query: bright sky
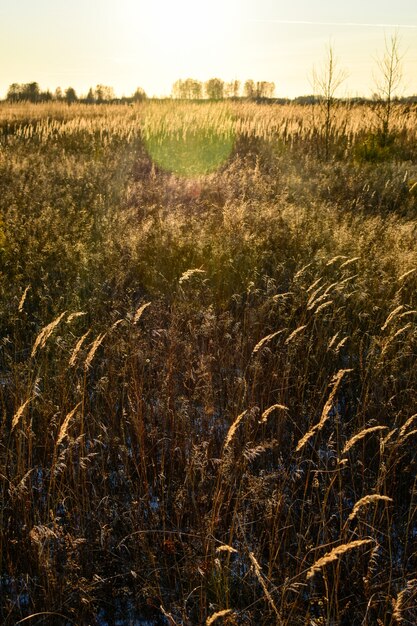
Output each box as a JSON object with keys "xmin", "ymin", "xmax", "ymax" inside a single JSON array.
[{"xmin": 1, "ymin": 0, "xmax": 416, "ymax": 98}]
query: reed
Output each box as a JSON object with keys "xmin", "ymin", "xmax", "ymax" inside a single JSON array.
[
  {"xmin": 306, "ymin": 539, "xmax": 374, "ymax": 580},
  {"xmin": 1, "ymin": 98, "xmax": 417, "ymax": 625},
  {"xmin": 347, "ymin": 494, "xmax": 393, "ymax": 523}
]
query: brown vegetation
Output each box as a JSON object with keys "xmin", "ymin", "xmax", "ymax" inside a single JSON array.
[{"xmin": 1, "ymin": 100, "xmax": 417, "ymax": 624}]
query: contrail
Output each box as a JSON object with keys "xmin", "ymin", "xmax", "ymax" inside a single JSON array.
[{"xmin": 249, "ymin": 19, "xmax": 417, "ymax": 29}]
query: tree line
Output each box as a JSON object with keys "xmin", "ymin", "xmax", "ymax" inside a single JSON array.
[
  {"xmin": 5, "ymin": 82, "xmax": 147, "ymax": 104},
  {"xmin": 171, "ymin": 78, "xmax": 275, "ymax": 100},
  {"xmin": 4, "ymin": 78, "xmax": 276, "ymax": 104}
]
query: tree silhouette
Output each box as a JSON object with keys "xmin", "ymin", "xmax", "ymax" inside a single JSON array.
[
  {"xmin": 172, "ymin": 79, "xmax": 202, "ymax": 99},
  {"xmin": 255, "ymin": 81, "xmax": 275, "ymax": 99},
  {"xmin": 65, "ymin": 87, "xmax": 78, "ymax": 104},
  {"xmin": 225, "ymin": 80, "xmax": 241, "ymax": 98},
  {"xmin": 6, "ymin": 84, "xmax": 22, "ymax": 101},
  {"xmin": 205, "ymin": 78, "xmax": 224, "ymax": 100},
  {"xmin": 85, "ymin": 88, "xmax": 95, "ymax": 103},
  {"xmin": 244, "ymin": 80, "xmax": 256, "ymax": 99},
  {"xmin": 132, "ymin": 87, "xmax": 147, "ymax": 102},
  {"xmin": 312, "ymin": 44, "xmax": 347, "ymax": 159},
  {"xmin": 373, "ymin": 33, "xmax": 403, "ymax": 144},
  {"xmin": 6, "ymin": 82, "xmax": 40, "ymax": 102},
  {"xmin": 94, "ymin": 85, "xmax": 115, "ymax": 103},
  {"xmin": 27, "ymin": 82, "xmax": 40, "ymax": 102}
]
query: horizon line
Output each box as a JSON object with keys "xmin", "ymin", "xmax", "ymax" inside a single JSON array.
[{"xmin": 249, "ymin": 19, "xmax": 417, "ymax": 29}]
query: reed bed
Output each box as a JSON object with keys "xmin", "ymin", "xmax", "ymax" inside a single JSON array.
[
  {"xmin": 1, "ymin": 100, "xmax": 417, "ymax": 152},
  {"xmin": 0, "ymin": 100, "xmax": 417, "ymax": 624}
]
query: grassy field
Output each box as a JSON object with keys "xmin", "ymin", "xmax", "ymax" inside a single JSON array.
[{"xmin": 1, "ymin": 100, "xmax": 417, "ymax": 625}]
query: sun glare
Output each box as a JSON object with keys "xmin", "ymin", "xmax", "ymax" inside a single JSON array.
[
  {"xmin": 142, "ymin": 0, "xmax": 235, "ymax": 42},
  {"xmin": 120, "ymin": 0, "xmax": 240, "ymax": 72}
]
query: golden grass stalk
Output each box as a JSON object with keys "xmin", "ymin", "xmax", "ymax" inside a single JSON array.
[
  {"xmin": 206, "ymin": 609, "xmax": 234, "ymax": 625},
  {"xmin": 393, "ymin": 578, "xmax": 417, "ymax": 624},
  {"xmin": 249, "ymin": 552, "xmax": 284, "ymax": 626},
  {"xmin": 84, "ymin": 332, "xmax": 107, "ymax": 369},
  {"xmin": 398, "ymin": 414, "xmax": 417, "ymax": 439},
  {"xmin": 347, "ymin": 494, "xmax": 392, "ymax": 522},
  {"xmin": 326, "ymin": 255, "xmax": 347, "ymax": 266},
  {"xmin": 392, "ymin": 323, "xmax": 412, "ymax": 340},
  {"xmin": 398, "ymin": 310, "xmax": 417, "ymax": 320},
  {"xmin": 381, "ymin": 323, "xmax": 412, "ymax": 358},
  {"xmin": 307, "ymin": 292, "xmax": 328, "ymax": 309},
  {"xmin": 381, "ymin": 305, "xmax": 405, "ymax": 331},
  {"xmin": 56, "ymin": 402, "xmax": 82, "ymax": 446},
  {"xmin": 338, "ymin": 274, "xmax": 358, "ymax": 287},
  {"xmin": 11, "ymin": 397, "xmax": 32, "ymax": 432},
  {"xmin": 272, "ymin": 292, "xmax": 293, "ymax": 301},
  {"xmin": 401, "ymin": 428, "xmax": 417, "ymax": 444},
  {"xmin": 296, "ymin": 369, "xmax": 352, "ymax": 453},
  {"xmin": 334, "ymin": 336, "xmax": 348, "ymax": 353},
  {"xmin": 18, "ymin": 285, "xmax": 30, "ymax": 313},
  {"xmin": 342, "ymin": 426, "xmax": 388, "ymax": 455},
  {"xmin": 328, "ymin": 331, "xmax": 340, "ymax": 349},
  {"xmin": 179, "ymin": 268, "xmax": 206, "ymax": 284},
  {"xmin": 285, "ymin": 324, "xmax": 307, "ymax": 345},
  {"xmin": 252, "ymin": 329, "xmax": 284, "ymax": 355},
  {"xmin": 31, "ymin": 311, "xmax": 67, "ymax": 357},
  {"xmin": 339, "ymin": 256, "xmax": 360, "ymax": 269},
  {"xmin": 132, "ymin": 301, "xmax": 151, "ymax": 324},
  {"xmin": 260, "ymin": 404, "xmax": 288, "ymax": 424},
  {"xmin": 381, "ymin": 428, "xmax": 398, "ymax": 448},
  {"xmin": 69, "ymin": 330, "xmax": 91, "ymax": 367},
  {"xmin": 314, "ymin": 300, "xmax": 333, "ymax": 315},
  {"xmin": 306, "ymin": 278, "xmax": 322, "ymax": 293},
  {"xmin": 66, "ymin": 312, "xmax": 86, "ymax": 323},
  {"xmin": 398, "ymin": 268, "xmax": 416, "ymax": 282},
  {"xmin": 307, "ymin": 286, "xmax": 327, "ymax": 308},
  {"xmin": 306, "ymin": 539, "xmax": 374, "ymax": 580},
  {"xmin": 224, "ymin": 410, "xmax": 247, "ymax": 448},
  {"xmin": 216, "ymin": 544, "xmax": 238, "ymax": 554},
  {"xmin": 293, "ymin": 262, "xmax": 312, "ymax": 280},
  {"xmin": 323, "ymin": 281, "xmax": 339, "ymax": 296}
]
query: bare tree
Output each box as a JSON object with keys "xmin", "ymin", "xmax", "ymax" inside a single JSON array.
[
  {"xmin": 256, "ymin": 81, "xmax": 275, "ymax": 99},
  {"xmin": 312, "ymin": 44, "xmax": 347, "ymax": 159},
  {"xmin": 373, "ymin": 33, "xmax": 403, "ymax": 144},
  {"xmin": 172, "ymin": 79, "xmax": 202, "ymax": 99},
  {"xmin": 224, "ymin": 80, "xmax": 241, "ymax": 99},
  {"xmin": 244, "ymin": 79, "xmax": 256, "ymax": 99},
  {"xmin": 95, "ymin": 85, "xmax": 115, "ymax": 103}
]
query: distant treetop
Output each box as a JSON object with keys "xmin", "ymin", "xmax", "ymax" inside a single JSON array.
[
  {"xmin": 5, "ymin": 83, "xmax": 147, "ymax": 104},
  {"xmin": 170, "ymin": 78, "xmax": 275, "ymax": 100}
]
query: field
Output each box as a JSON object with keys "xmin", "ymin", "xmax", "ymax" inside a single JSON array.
[{"xmin": 1, "ymin": 100, "xmax": 417, "ymax": 625}]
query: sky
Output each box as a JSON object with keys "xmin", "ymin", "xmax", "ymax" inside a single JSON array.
[{"xmin": 1, "ymin": 0, "xmax": 416, "ymax": 99}]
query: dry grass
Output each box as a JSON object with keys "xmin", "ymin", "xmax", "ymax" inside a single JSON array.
[
  {"xmin": 306, "ymin": 539, "xmax": 374, "ymax": 580},
  {"xmin": 347, "ymin": 494, "xmax": 393, "ymax": 523},
  {"xmin": 296, "ymin": 368, "xmax": 352, "ymax": 452},
  {"xmin": 31, "ymin": 311, "xmax": 67, "ymax": 357},
  {"xmin": 1, "ymin": 100, "xmax": 417, "ymax": 625},
  {"xmin": 206, "ymin": 609, "xmax": 235, "ymax": 625},
  {"xmin": 342, "ymin": 426, "xmax": 389, "ymax": 455},
  {"xmin": 56, "ymin": 403, "xmax": 82, "ymax": 446}
]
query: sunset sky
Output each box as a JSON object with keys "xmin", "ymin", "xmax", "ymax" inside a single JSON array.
[{"xmin": 1, "ymin": 0, "xmax": 416, "ymax": 98}]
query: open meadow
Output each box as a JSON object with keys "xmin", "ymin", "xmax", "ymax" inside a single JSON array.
[{"xmin": 1, "ymin": 100, "xmax": 417, "ymax": 625}]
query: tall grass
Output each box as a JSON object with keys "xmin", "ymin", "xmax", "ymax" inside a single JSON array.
[{"xmin": 1, "ymin": 100, "xmax": 417, "ymax": 624}]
